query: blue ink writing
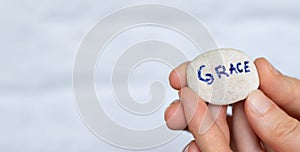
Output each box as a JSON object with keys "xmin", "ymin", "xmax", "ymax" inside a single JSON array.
[
  {"xmin": 229, "ymin": 63, "xmax": 238, "ymax": 75},
  {"xmin": 215, "ymin": 65, "xmax": 229, "ymax": 79},
  {"xmin": 244, "ymin": 61, "xmax": 250, "ymax": 73},
  {"xmin": 197, "ymin": 61, "xmax": 251, "ymax": 85},
  {"xmin": 237, "ymin": 62, "xmax": 243, "ymax": 73},
  {"xmin": 198, "ymin": 65, "xmax": 214, "ymax": 85}
]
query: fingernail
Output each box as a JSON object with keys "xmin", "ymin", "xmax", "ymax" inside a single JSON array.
[
  {"xmin": 183, "ymin": 145, "xmax": 190, "ymax": 152},
  {"xmin": 247, "ymin": 90, "xmax": 272, "ymax": 114}
]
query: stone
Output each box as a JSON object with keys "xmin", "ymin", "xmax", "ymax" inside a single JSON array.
[{"xmin": 186, "ymin": 48, "xmax": 259, "ymax": 105}]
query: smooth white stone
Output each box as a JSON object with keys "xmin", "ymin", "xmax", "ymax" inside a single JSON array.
[{"xmin": 186, "ymin": 48, "xmax": 259, "ymax": 105}]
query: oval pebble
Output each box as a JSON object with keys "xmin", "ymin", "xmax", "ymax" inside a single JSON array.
[{"xmin": 186, "ymin": 48, "xmax": 259, "ymax": 105}]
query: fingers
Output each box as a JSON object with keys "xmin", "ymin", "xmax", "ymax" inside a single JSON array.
[
  {"xmin": 255, "ymin": 58, "xmax": 300, "ymax": 119},
  {"xmin": 164, "ymin": 100, "xmax": 187, "ymax": 130},
  {"xmin": 164, "ymin": 100, "xmax": 229, "ymax": 133},
  {"xmin": 244, "ymin": 90, "xmax": 300, "ymax": 151},
  {"xmin": 184, "ymin": 141, "xmax": 201, "ymax": 152},
  {"xmin": 227, "ymin": 115, "xmax": 237, "ymax": 151},
  {"xmin": 208, "ymin": 104, "xmax": 230, "ymax": 140},
  {"xmin": 180, "ymin": 87, "xmax": 232, "ymax": 152},
  {"xmin": 166, "ymin": 61, "xmax": 228, "ymax": 132},
  {"xmin": 169, "ymin": 62, "xmax": 189, "ymax": 90},
  {"xmin": 232, "ymin": 101, "xmax": 264, "ymax": 152}
]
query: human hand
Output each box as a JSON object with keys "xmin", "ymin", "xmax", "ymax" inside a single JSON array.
[
  {"xmin": 232, "ymin": 58, "xmax": 300, "ymax": 151},
  {"xmin": 165, "ymin": 58, "xmax": 300, "ymax": 151},
  {"xmin": 165, "ymin": 61, "xmax": 232, "ymax": 152}
]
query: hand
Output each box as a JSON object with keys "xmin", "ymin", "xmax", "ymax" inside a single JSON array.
[
  {"xmin": 165, "ymin": 58, "xmax": 300, "ymax": 151},
  {"xmin": 165, "ymin": 61, "xmax": 232, "ymax": 152},
  {"xmin": 233, "ymin": 58, "xmax": 300, "ymax": 151}
]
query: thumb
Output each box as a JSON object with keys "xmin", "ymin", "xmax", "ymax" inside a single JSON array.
[{"xmin": 244, "ymin": 90, "xmax": 300, "ymax": 151}]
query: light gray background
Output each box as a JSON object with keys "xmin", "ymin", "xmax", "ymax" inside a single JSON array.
[{"xmin": 1, "ymin": 0, "xmax": 300, "ymax": 152}]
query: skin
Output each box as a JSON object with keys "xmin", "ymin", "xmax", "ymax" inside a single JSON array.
[{"xmin": 164, "ymin": 58, "xmax": 300, "ymax": 152}]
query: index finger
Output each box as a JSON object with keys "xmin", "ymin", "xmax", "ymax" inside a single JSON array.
[
  {"xmin": 180, "ymin": 87, "xmax": 232, "ymax": 152},
  {"xmin": 169, "ymin": 61, "xmax": 190, "ymax": 90}
]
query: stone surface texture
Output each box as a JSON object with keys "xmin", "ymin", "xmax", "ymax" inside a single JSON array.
[{"xmin": 186, "ymin": 48, "xmax": 260, "ymax": 105}]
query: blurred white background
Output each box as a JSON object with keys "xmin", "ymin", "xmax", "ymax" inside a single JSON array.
[{"xmin": 1, "ymin": 0, "xmax": 300, "ymax": 151}]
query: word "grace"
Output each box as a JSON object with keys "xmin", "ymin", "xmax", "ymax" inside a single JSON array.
[{"xmin": 197, "ymin": 61, "xmax": 251, "ymax": 85}]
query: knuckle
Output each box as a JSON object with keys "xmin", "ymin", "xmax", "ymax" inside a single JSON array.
[{"xmin": 273, "ymin": 117, "xmax": 300, "ymax": 140}]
